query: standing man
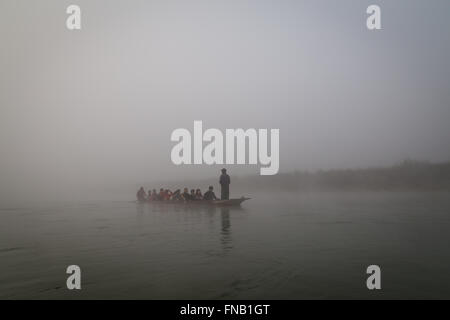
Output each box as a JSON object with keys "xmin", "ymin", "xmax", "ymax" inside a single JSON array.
[{"xmin": 219, "ymin": 168, "xmax": 230, "ymax": 200}]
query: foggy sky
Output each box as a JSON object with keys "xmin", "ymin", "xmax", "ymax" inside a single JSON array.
[{"xmin": 1, "ymin": 0, "xmax": 450, "ymax": 202}]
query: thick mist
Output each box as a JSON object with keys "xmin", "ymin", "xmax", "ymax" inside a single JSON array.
[{"xmin": 1, "ymin": 0, "xmax": 450, "ymax": 203}]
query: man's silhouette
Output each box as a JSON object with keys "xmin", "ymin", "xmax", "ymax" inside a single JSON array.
[{"xmin": 219, "ymin": 168, "xmax": 230, "ymax": 200}]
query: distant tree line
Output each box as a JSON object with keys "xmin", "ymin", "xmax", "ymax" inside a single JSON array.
[{"xmin": 234, "ymin": 160, "xmax": 450, "ymax": 191}]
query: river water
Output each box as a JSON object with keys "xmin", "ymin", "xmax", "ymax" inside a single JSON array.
[{"xmin": 1, "ymin": 191, "xmax": 450, "ymax": 299}]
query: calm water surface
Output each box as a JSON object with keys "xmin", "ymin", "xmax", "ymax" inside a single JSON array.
[{"xmin": 1, "ymin": 191, "xmax": 450, "ymax": 299}]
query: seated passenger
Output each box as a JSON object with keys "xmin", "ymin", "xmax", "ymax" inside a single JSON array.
[
  {"xmin": 195, "ymin": 189, "xmax": 203, "ymax": 200},
  {"xmin": 151, "ymin": 189, "xmax": 158, "ymax": 201},
  {"xmin": 136, "ymin": 187, "xmax": 146, "ymax": 201},
  {"xmin": 158, "ymin": 188, "xmax": 165, "ymax": 201},
  {"xmin": 171, "ymin": 189, "xmax": 183, "ymax": 201},
  {"xmin": 182, "ymin": 188, "xmax": 194, "ymax": 201},
  {"xmin": 147, "ymin": 190, "xmax": 152, "ymax": 201},
  {"xmin": 203, "ymin": 186, "xmax": 217, "ymax": 201},
  {"xmin": 164, "ymin": 189, "xmax": 173, "ymax": 201},
  {"xmin": 190, "ymin": 189, "xmax": 197, "ymax": 200}
]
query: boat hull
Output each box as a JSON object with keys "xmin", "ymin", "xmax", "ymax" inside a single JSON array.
[{"xmin": 138, "ymin": 197, "xmax": 250, "ymax": 207}]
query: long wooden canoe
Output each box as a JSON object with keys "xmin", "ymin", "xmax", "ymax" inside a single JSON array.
[{"xmin": 138, "ymin": 197, "xmax": 250, "ymax": 207}]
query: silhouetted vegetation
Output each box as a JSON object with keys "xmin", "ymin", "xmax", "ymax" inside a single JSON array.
[{"xmin": 234, "ymin": 160, "xmax": 450, "ymax": 191}]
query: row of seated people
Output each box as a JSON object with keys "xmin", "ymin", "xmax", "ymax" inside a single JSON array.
[{"xmin": 137, "ymin": 186, "xmax": 218, "ymax": 202}]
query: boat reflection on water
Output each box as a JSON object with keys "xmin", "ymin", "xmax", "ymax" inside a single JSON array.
[
  {"xmin": 135, "ymin": 201, "xmax": 246, "ymax": 254},
  {"xmin": 220, "ymin": 207, "xmax": 232, "ymax": 252}
]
